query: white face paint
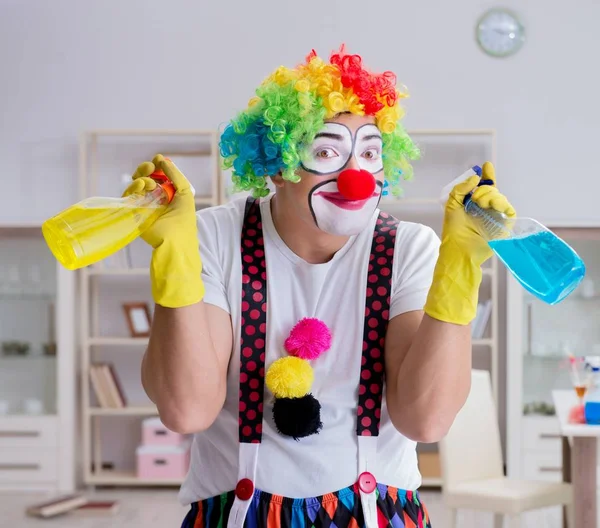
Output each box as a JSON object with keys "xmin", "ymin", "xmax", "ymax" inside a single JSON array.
[
  {"xmin": 301, "ymin": 123, "xmax": 353, "ymax": 175},
  {"xmin": 303, "ymin": 123, "xmax": 384, "ymax": 236},
  {"xmin": 355, "ymin": 124, "xmax": 384, "ymax": 174}
]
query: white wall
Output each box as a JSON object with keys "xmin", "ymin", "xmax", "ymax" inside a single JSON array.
[
  {"xmin": 2, "ymin": 0, "xmax": 600, "ymax": 225},
  {"xmin": 2, "ymin": 0, "xmax": 599, "ymax": 475}
]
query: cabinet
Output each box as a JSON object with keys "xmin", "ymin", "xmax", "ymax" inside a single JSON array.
[
  {"xmin": 506, "ymin": 225, "xmax": 600, "ymax": 480},
  {"xmin": 379, "ymin": 129, "xmax": 500, "ymax": 486},
  {"xmin": 0, "ymin": 226, "xmax": 76, "ymax": 491}
]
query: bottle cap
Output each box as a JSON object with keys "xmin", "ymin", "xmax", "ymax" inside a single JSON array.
[{"xmin": 150, "ymin": 158, "xmax": 176, "ymax": 204}]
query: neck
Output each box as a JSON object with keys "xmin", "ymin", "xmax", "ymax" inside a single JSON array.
[{"xmin": 270, "ymin": 194, "xmax": 349, "ymax": 264}]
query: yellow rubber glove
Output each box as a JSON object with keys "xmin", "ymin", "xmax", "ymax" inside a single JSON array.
[
  {"xmin": 123, "ymin": 154, "xmax": 204, "ymax": 308},
  {"xmin": 424, "ymin": 162, "xmax": 516, "ymax": 325}
]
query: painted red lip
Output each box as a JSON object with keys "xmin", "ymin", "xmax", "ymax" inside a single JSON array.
[{"xmin": 315, "ymin": 191, "xmax": 378, "ymax": 211}]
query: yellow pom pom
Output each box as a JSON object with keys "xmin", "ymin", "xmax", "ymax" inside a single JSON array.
[{"xmin": 266, "ymin": 357, "xmax": 313, "ymax": 399}]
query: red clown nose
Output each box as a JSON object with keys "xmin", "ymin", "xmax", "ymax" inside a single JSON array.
[{"xmin": 337, "ymin": 169, "xmax": 376, "ymax": 201}]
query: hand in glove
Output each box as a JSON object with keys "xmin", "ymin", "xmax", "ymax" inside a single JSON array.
[
  {"xmin": 123, "ymin": 154, "xmax": 204, "ymax": 308},
  {"xmin": 424, "ymin": 162, "xmax": 516, "ymax": 325}
]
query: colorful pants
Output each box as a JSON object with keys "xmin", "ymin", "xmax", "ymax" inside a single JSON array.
[{"xmin": 181, "ymin": 483, "xmax": 432, "ymax": 528}]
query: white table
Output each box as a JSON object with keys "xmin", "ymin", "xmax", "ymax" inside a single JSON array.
[{"xmin": 553, "ymin": 389, "xmax": 600, "ymax": 528}]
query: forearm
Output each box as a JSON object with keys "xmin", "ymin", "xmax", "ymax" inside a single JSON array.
[
  {"xmin": 388, "ymin": 314, "xmax": 472, "ymax": 442},
  {"xmin": 142, "ymin": 302, "xmax": 227, "ymax": 433}
]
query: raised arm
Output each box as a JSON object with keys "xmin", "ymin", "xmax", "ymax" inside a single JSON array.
[
  {"xmin": 125, "ymin": 155, "xmax": 232, "ymax": 434},
  {"xmin": 385, "ymin": 162, "xmax": 515, "ymax": 443},
  {"xmin": 142, "ymin": 302, "xmax": 232, "ymax": 434}
]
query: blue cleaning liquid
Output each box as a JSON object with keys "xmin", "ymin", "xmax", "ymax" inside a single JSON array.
[{"xmin": 489, "ymin": 231, "xmax": 586, "ymax": 304}]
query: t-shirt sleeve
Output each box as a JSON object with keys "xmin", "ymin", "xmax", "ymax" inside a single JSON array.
[
  {"xmin": 389, "ymin": 224, "xmax": 441, "ymax": 319},
  {"xmin": 196, "ymin": 211, "xmax": 231, "ymax": 314}
]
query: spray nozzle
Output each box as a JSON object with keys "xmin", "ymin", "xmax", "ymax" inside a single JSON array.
[
  {"xmin": 439, "ymin": 165, "xmax": 482, "ymax": 207},
  {"xmin": 150, "ymin": 157, "xmax": 176, "ymax": 204}
]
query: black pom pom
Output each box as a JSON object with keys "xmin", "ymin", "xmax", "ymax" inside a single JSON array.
[{"xmin": 273, "ymin": 394, "xmax": 323, "ymax": 440}]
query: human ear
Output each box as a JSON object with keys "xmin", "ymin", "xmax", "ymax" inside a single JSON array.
[{"xmin": 271, "ymin": 173, "xmax": 285, "ymax": 188}]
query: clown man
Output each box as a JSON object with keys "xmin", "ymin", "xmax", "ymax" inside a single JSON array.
[{"xmin": 124, "ymin": 45, "xmax": 515, "ymax": 528}]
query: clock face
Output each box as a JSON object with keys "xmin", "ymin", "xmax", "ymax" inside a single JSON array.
[{"xmin": 477, "ymin": 8, "xmax": 525, "ymax": 58}]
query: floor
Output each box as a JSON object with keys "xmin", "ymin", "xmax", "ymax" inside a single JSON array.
[{"xmin": 1, "ymin": 489, "xmax": 565, "ymax": 527}]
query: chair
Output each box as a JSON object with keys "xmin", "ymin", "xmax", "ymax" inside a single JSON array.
[{"xmin": 438, "ymin": 369, "xmax": 573, "ymax": 528}]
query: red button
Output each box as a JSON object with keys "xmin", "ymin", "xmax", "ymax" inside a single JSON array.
[
  {"xmin": 358, "ymin": 472, "xmax": 377, "ymax": 494},
  {"xmin": 235, "ymin": 478, "xmax": 254, "ymax": 501}
]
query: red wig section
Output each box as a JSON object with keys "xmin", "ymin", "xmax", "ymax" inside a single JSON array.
[{"xmin": 329, "ymin": 45, "xmax": 398, "ymax": 115}]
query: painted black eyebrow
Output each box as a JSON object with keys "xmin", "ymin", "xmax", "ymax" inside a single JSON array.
[
  {"xmin": 314, "ymin": 132, "xmax": 345, "ymax": 140},
  {"xmin": 361, "ymin": 134, "xmax": 382, "ymax": 142}
]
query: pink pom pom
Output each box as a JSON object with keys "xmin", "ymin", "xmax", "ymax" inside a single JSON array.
[{"xmin": 285, "ymin": 318, "xmax": 332, "ymax": 361}]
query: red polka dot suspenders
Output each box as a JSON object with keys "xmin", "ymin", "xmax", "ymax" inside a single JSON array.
[
  {"xmin": 238, "ymin": 198, "xmax": 268, "ymax": 445},
  {"xmin": 227, "ymin": 197, "xmax": 398, "ymax": 528}
]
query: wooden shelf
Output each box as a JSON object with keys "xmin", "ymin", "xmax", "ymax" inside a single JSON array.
[
  {"xmin": 421, "ymin": 477, "xmax": 443, "ymax": 487},
  {"xmin": 87, "ymin": 470, "xmax": 184, "ymax": 486},
  {"xmin": 88, "ymin": 406, "xmax": 157, "ymax": 416},
  {"xmin": 195, "ymin": 196, "xmax": 217, "ymax": 206},
  {"xmin": 381, "ymin": 198, "xmax": 439, "ymax": 206}
]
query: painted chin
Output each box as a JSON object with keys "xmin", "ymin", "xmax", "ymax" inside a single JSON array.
[{"xmin": 309, "ymin": 183, "xmax": 382, "ymax": 236}]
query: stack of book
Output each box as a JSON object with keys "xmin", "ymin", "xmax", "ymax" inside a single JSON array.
[{"xmin": 89, "ymin": 362, "xmax": 127, "ymax": 408}]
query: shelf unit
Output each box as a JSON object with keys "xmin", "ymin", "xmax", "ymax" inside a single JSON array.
[
  {"xmin": 506, "ymin": 224, "xmax": 600, "ymax": 485},
  {"xmin": 380, "ymin": 129, "xmax": 500, "ymax": 487},
  {"xmin": 79, "ymin": 130, "xmax": 221, "ymax": 487},
  {"xmin": 0, "ymin": 224, "xmax": 76, "ymax": 492}
]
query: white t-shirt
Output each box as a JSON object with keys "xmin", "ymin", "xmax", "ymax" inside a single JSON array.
[{"xmin": 178, "ymin": 195, "xmax": 440, "ymax": 505}]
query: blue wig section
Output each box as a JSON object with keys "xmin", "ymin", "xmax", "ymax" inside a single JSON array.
[{"xmin": 220, "ymin": 119, "xmax": 286, "ymax": 179}]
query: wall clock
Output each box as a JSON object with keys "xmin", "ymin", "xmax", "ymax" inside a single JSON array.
[{"xmin": 476, "ymin": 8, "xmax": 525, "ymax": 58}]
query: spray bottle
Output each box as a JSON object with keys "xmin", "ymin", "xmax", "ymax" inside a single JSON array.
[
  {"xmin": 441, "ymin": 166, "xmax": 586, "ymax": 305},
  {"xmin": 42, "ymin": 165, "xmax": 175, "ymax": 271}
]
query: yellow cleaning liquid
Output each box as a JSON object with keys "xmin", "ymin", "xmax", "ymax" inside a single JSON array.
[{"xmin": 42, "ymin": 187, "xmax": 168, "ymax": 270}]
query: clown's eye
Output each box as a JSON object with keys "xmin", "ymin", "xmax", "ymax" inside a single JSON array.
[
  {"xmin": 315, "ymin": 148, "xmax": 338, "ymax": 159},
  {"xmin": 362, "ymin": 148, "xmax": 380, "ymax": 160}
]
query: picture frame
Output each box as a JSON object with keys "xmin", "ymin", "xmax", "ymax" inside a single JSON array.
[{"xmin": 122, "ymin": 302, "xmax": 152, "ymax": 337}]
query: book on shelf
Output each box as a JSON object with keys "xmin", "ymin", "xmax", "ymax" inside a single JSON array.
[
  {"xmin": 25, "ymin": 494, "xmax": 88, "ymax": 518},
  {"xmin": 89, "ymin": 362, "xmax": 127, "ymax": 408},
  {"xmin": 471, "ymin": 299, "xmax": 492, "ymax": 339}
]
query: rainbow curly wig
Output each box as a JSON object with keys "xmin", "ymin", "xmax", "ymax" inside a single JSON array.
[{"xmin": 219, "ymin": 45, "xmax": 420, "ymax": 198}]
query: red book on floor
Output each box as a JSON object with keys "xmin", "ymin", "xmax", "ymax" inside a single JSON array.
[{"xmin": 71, "ymin": 500, "xmax": 120, "ymax": 516}]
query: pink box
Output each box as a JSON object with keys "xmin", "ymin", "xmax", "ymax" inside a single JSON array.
[
  {"xmin": 142, "ymin": 417, "xmax": 187, "ymax": 446},
  {"xmin": 136, "ymin": 443, "xmax": 191, "ymax": 480}
]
